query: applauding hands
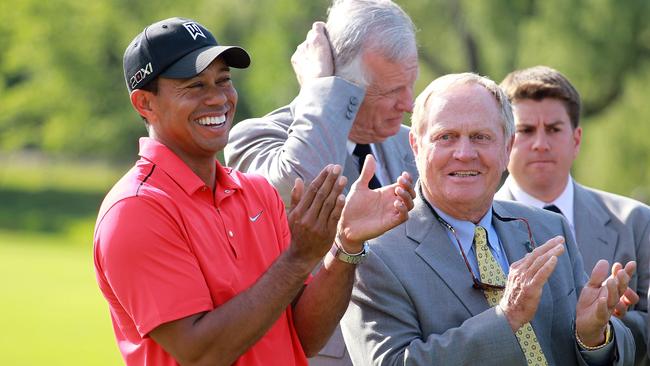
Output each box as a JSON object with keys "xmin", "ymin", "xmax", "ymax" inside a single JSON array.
[{"xmin": 286, "ymin": 156, "xmax": 415, "ymax": 267}]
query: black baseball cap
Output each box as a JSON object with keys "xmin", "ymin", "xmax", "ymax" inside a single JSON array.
[{"xmin": 123, "ymin": 17, "xmax": 251, "ymax": 92}]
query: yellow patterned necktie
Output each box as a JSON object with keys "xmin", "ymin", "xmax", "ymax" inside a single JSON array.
[{"xmin": 474, "ymin": 226, "xmax": 548, "ymax": 366}]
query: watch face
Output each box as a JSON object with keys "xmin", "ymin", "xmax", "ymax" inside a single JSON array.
[
  {"xmin": 335, "ymin": 242, "xmax": 369, "ymax": 264},
  {"xmin": 339, "ymin": 252, "xmax": 362, "ymax": 264}
]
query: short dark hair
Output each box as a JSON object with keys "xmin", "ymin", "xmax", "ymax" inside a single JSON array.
[
  {"xmin": 500, "ymin": 66, "xmax": 581, "ymax": 128},
  {"xmin": 140, "ymin": 77, "xmax": 159, "ymax": 94},
  {"xmin": 137, "ymin": 77, "xmax": 159, "ymax": 125}
]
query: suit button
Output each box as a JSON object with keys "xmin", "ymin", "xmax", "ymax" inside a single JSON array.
[
  {"xmin": 346, "ymin": 111, "xmax": 354, "ymax": 119},
  {"xmin": 350, "ymin": 96, "xmax": 359, "ymax": 105}
]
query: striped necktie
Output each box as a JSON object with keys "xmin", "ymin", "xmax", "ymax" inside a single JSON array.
[{"xmin": 474, "ymin": 226, "xmax": 548, "ymax": 366}]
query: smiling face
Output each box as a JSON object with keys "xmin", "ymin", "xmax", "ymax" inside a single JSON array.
[
  {"xmin": 411, "ymin": 83, "xmax": 511, "ymax": 222},
  {"xmin": 348, "ymin": 51, "xmax": 419, "ymax": 144},
  {"xmin": 508, "ymin": 98, "xmax": 581, "ymax": 202},
  {"xmin": 139, "ymin": 57, "xmax": 237, "ymax": 167}
]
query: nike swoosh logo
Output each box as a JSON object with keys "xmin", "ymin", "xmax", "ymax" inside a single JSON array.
[{"xmin": 249, "ymin": 210, "xmax": 263, "ymax": 222}]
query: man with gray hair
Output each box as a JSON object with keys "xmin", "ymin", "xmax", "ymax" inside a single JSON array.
[
  {"xmin": 341, "ymin": 73, "xmax": 637, "ymax": 365},
  {"xmin": 226, "ymin": 1, "xmax": 419, "ymax": 364},
  {"xmin": 226, "ymin": 0, "xmax": 419, "ymax": 203}
]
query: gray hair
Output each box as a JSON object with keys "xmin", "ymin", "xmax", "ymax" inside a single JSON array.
[
  {"xmin": 411, "ymin": 73, "xmax": 514, "ymax": 140},
  {"xmin": 326, "ymin": 0, "xmax": 417, "ymax": 87}
]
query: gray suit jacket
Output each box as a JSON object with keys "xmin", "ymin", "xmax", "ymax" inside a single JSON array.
[
  {"xmin": 497, "ymin": 182, "xmax": 650, "ymax": 364},
  {"xmin": 225, "ymin": 76, "xmax": 418, "ymax": 207},
  {"xmin": 341, "ymin": 196, "xmax": 635, "ymax": 365},
  {"xmin": 224, "ymin": 76, "xmax": 418, "ymax": 366}
]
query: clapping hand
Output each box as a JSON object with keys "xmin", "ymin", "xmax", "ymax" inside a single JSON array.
[
  {"xmin": 611, "ymin": 262, "xmax": 638, "ymax": 318},
  {"xmin": 337, "ymin": 155, "xmax": 415, "ymax": 252},
  {"xmin": 499, "ymin": 236, "xmax": 565, "ymax": 331},
  {"xmin": 575, "ymin": 260, "xmax": 635, "ymax": 347},
  {"xmin": 287, "ymin": 164, "xmax": 347, "ymax": 265}
]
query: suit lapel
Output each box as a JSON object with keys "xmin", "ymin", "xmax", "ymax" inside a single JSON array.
[
  {"xmin": 342, "ymin": 155, "xmax": 360, "ymax": 195},
  {"xmin": 573, "ymin": 183, "xmax": 618, "ymax": 271},
  {"xmin": 375, "ymin": 138, "xmax": 417, "ymax": 182},
  {"xmin": 408, "ymin": 195, "xmax": 490, "ymax": 317},
  {"xmin": 492, "ymin": 203, "xmax": 532, "ymax": 264},
  {"xmin": 492, "ymin": 202, "xmax": 554, "ymax": 352}
]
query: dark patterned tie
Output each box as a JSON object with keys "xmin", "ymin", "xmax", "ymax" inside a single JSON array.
[
  {"xmin": 543, "ymin": 204, "xmax": 563, "ymax": 216},
  {"xmin": 352, "ymin": 144, "xmax": 381, "ymax": 189},
  {"xmin": 474, "ymin": 226, "xmax": 548, "ymax": 365}
]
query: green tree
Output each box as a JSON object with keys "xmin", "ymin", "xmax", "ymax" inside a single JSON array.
[{"xmin": 1, "ymin": 0, "xmax": 650, "ymax": 198}]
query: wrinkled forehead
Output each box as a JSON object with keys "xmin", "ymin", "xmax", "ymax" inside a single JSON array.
[{"xmin": 423, "ymin": 88, "xmax": 503, "ymax": 133}]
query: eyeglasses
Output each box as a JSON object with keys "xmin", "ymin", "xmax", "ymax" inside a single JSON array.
[
  {"xmin": 418, "ymin": 186, "xmax": 537, "ymax": 291},
  {"xmin": 443, "ymin": 222, "xmax": 506, "ymax": 290},
  {"xmin": 441, "ymin": 215, "xmax": 537, "ymax": 291}
]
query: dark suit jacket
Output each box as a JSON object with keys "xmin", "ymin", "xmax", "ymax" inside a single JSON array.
[{"xmin": 341, "ymin": 196, "xmax": 635, "ymax": 365}]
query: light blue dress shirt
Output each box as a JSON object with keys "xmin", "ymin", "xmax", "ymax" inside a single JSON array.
[
  {"xmin": 434, "ymin": 205, "xmax": 510, "ymax": 276},
  {"xmin": 432, "ymin": 202, "xmax": 614, "ymax": 362}
]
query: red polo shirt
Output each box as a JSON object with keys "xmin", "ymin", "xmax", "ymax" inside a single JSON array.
[{"xmin": 94, "ymin": 137, "xmax": 307, "ymax": 366}]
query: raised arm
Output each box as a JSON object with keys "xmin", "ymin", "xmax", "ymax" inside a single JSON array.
[
  {"xmin": 149, "ymin": 159, "xmax": 414, "ymax": 365},
  {"xmin": 293, "ymin": 155, "xmax": 415, "ymax": 355},
  {"xmin": 562, "ymin": 215, "xmax": 636, "ymax": 366},
  {"xmin": 224, "ymin": 22, "xmax": 365, "ymax": 205}
]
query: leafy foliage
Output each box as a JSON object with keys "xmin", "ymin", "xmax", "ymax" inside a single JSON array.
[{"xmin": 1, "ymin": 0, "xmax": 649, "ymax": 197}]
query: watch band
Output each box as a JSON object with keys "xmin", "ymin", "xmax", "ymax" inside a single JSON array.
[
  {"xmin": 329, "ymin": 241, "xmax": 369, "ymax": 265},
  {"xmin": 575, "ymin": 322, "xmax": 612, "ymax": 351}
]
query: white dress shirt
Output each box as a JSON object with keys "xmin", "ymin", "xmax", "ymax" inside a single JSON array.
[{"xmin": 504, "ymin": 174, "xmax": 576, "ymax": 239}]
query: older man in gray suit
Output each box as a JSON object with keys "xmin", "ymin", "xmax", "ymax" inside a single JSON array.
[
  {"xmin": 495, "ymin": 66, "xmax": 649, "ymax": 365},
  {"xmin": 225, "ymin": 1, "xmax": 418, "ymax": 365},
  {"xmin": 225, "ymin": 0, "xmax": 419, "ymax": 205},
  {"xmin": 342, "ymin": 73, "xmax": 637, "ymax": 365}
]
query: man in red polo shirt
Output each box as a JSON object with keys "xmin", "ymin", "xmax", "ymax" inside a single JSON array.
[{"xmin": 93, "ymin": 17, "xmax": 415, "ymax": 366}]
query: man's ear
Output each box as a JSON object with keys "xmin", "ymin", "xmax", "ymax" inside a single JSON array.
[
  {"xmin": 409, "ymin": 130, "xmax": 418, "ymax": 157},
  {"xmin": 572, "ymin": 126, "xmax": 583, "ymax": 158},
  {"xmin": 506, "ymin": 134, "xmax": 514, "ymax": 155},
  {"xmin": 130, "ymin": 89, "xmax": 156, "ymax": 122},
  {"xmin": 503, "ymin": 133, "xmax": 514, "ymax": 167}
]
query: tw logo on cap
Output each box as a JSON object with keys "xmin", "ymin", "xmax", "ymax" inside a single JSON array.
[
  {"xmin": 183, "ymin": 22, "xmax": 206, "ymax": 40},
  {"xmin": 130, "ymin": 62, "xmax": 153, "ymax": 89}
]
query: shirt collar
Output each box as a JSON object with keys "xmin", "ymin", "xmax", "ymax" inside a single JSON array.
[
  {"xmin": 506, "ymin": 174, "xmax": 574, "ymax": 229},
  {"xmin": 433, "ymin": 204, "xmax": 499, "ymax": 255},
  {"xmin": 138, "ymin": 137, "xmax": 241, "ymax": 196},
  {"xmin": 346, "ymin": 140, "xmax": 356, "ymax": 155},
  {"xmin": 347, "ymin": 140, "xmax": 377, "ymax": 156}
]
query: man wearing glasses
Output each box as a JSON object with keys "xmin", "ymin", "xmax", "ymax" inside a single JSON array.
[{"xmin": 341, "ymin": 73, "xmax": 636, "ymax": 365}]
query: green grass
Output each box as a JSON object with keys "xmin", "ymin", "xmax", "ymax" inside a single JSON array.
[
  {"xmin": 0, "ymin": 154, "xmax": 126, "ymax": 365},
  {"xmin": 0, "ymin": 153, "xmax": 129, "ymax": 193},
  {"xmin": 0, "ymin": 154, "xmax": 127, "ymax": 234},
  {"xmin": 0, "ymin": 230, "xmax": 122, "ymax": 365}
]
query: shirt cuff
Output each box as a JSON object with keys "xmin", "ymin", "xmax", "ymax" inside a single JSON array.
[{"xmin": 577, "ymin": 323, "xmax": 616, "ymax": 366}]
